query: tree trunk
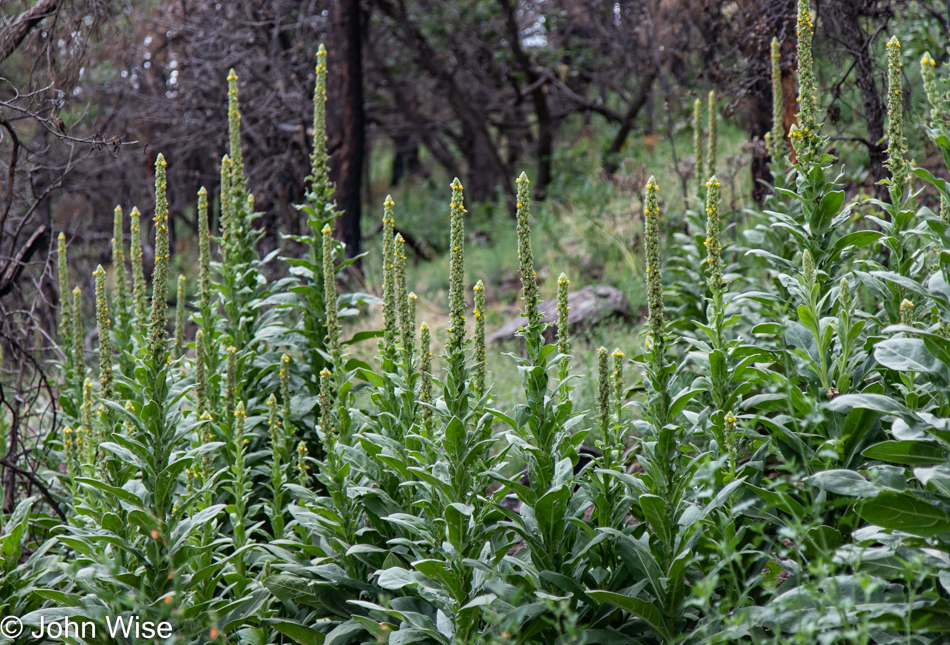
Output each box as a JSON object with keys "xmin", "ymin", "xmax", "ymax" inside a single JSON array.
[
  {"xmin": 829, "ymin": 0, "xmax": 887, "ymax": 197},
  {"xmin": 331, "ymin": 0, "xmax": 366, "ymax": 264}
]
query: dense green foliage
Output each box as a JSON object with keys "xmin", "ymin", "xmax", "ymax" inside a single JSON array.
[{"xmin": 6, "ymin": 3, "xmax": 950, "ymax": 643}]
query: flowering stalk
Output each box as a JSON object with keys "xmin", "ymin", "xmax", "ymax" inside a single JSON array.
[
  {"xmin": 447, "ymin": 179, "xmax": 467, "ymax": 354},
  {"xmin": 556, "ymin": 273, "xmax": 571, "ymax": 387},
  {"xmin": 704, "ymin": 176, "xmax": 724, "ymax": 302},
  {"xmin": 309, "ymin": 45, "xmax": 330, "ymax": 208},
  {"xmin": 597, "ymin": 347, "xmax": 609, "ymax": 433},
  {"xmin": 921, "ymin": 53, "xmax": 942, "ymax": 126},
  {"xmin": 112, "ymin": 206, "xmax": 130, "ymax": 326},
  {"xmin": 770, "ymin": 37, "xmax": 785, "ymax": 159},
  {"xmin": 693, "ymin": 99, "xmax": 704, "ymax": 190},
  {"xmin": 227, "ymin": 70, "xmax": 246, "ymax": 204},
  {"xmin": 195, "ymin": 329, "xmax": 208, "ymax": 415},
  {"xmin": 394, "ymin": 233, "xmax": 412, "ymax": 358},
  {"xmin": 148, "ymin": 154, "xmax": 170, "ymax": 364},
  {"xmin": 94, "ymin": 265, "xmax": 113, "ymax": 401},
  {"xmin": 707, "ymin": 91, "xmax": 718, "ymax": 176},
  {"xmin": 174, "ymin": 276, "xmax": 186, "ymax": 359},
  {"xmin": 885, "ymin": 36, "xmax": 907, "ymax": 206},
  {"xmin": 612, "ymin": 349, "xmax": 625, "ymax": 426},
  {"xmin": 516, "ymin": 172, "xmax": 541, "ymax": 332},
  {"xmin": 408, "ymin": 293, "xmax": 417, "ymax": 341},
  {"xmin": 280, "ymin": 354, "xmax": 292, "ymax": 435},
  {"xmin": 130, "ymin": 207, "xmax": 148, "ymax": 331},
  {"xmin": 473, "ymin": 280, "xmax": 486, "ymax": 400},
  {"xmin": 900, "ymin": 299, "xmax": 915, "ymax": 328},
  {"xmin": 81, "ymin": 377, "xmax": 96, "ymax": 466},
  {"xmin": 295, "ymin": 441, "xmax": 309, "ymax": 486},
  {"xmin": 382, "ymin": 195, "xmax": 397, "ymax": 355},
  {"xmin": 322, "ymin": 224, "xmax": 341, "ymax": 370},
  {"xmin": 791, "ymin": 0, "xmax": 819, "ymax": 165},
  {"xmin": 58, "ymin": 233, "xmax": 73, "ymax": 373},
  {"xmin": 220, "ymin": 155, "xmax": 233, "ymax": 254},
  {"xmin": 419, "ymin": 322, "xmax": 433, "ymax": 434},
  {"xmin": 644, "ymin": 176, "xmax": 665, "ymax": 359},
  {"xmin": 72, "ymin": 287, "xmax": 85, "ymax": 379},
  {"xmin": 197, "ymin": 187, "xmax": 212, "ymax": 316},
  {"xmin": 225, "ymin": 346, "xmax": 237, "ymax": 428}
]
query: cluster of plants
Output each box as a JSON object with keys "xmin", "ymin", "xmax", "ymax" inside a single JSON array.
[{"xmin": 4, "ymin": 2, "xmax": 950, "ymax": 643}]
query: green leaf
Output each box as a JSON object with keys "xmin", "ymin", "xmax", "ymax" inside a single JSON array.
[
  {"xmin": 587, "ymin": 591, "xmax": 673, "ymax": 642},
  {"xmin": 863, "ymin": 440, "xmax": 947, "ymax": 466},
  {"xmin": 859, "ymin": 491, "xmax": 950, "ymax": 537},
  {"xmin": 807, "ymin": 470, "xmax": 880, "ymax": 498},
  {"xmin": 269, "ymin": 620, "xmax": 326, "ymax": 645},
  {"xmin": 874, "ymin": 338, "xmax": 948, "ymax": 380}
]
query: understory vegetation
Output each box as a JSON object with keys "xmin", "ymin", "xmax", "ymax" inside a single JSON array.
[{"xmin": 6, "ymin": 2, "xmax": 950, "ymax": 644}]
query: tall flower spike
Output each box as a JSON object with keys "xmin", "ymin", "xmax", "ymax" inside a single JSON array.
[
  {"xmin": 322, "ymin": 224, "xmax": 341, "ymax": 368},
  {"xmin": 227, "ymin": 69, "xmax": 245, "ymax": 200},
  {"xmin": 704, "ymin": 175, "xmax": 724, "ymax": 296},
  {"xmin": 394, "ymin": 233, "xmax": 411, "ymax": 352},
  {"xmin": 225, "ymin": 346, "xmax": 237, "ymax": 423},
  {"xmin": 112, "ymin": 206, "xmax": 130, "ymax": 322},
  {"xmin": 473, "ymin": 280, "xmax": 486, "ymax": 399},
  {"xmin": 94, "ymin": 266, "xmax": 113, "ymax": 400},
  {"xmin": 72, "ymin": 287, "xmax": 84, "ymax": 376},
  {"xmin": 644, "ymin": 177, "xmax": 665, "ymax": 352},
  {"xmin": 921, "ymin": 52, "xmax": 941, "ymax": 125},
  {"xmin": 148, "ymin": 154, "xmax": 170, "ymax": 362},
  {"xmin": 612, "ymin": 349, "xmax": 625, "ymax": 409},
  {"xmin": 197, "ymin": 187, "xmax": 212, "ymax": 315},
  {"xmin": 516, "ymin": 172, "xmax": 541, "ymax": 326},
  {"xmin": 130, "ymin": 207, "xmax": 148, "ymax": 327},
  {"xmin": 791, "ymin": 0, "xmax": 819, "ymax": 165},
  {"xmin": 174, "ymin": 275, "xmax": 186, "ymax": 359},
  {"xmin": 295, "ymin": 441, "xmax": 309, "ymax": 486},
  {"xmin": 796, "ymin": 0, "xmax": 817, "ymax": 135},
  {"xmin": 280, "ymin": 354, "xmax": 292, "ymax": 433},
  {"xmin": 770, "ymin": 37, "xmax": 785, "ymax": 158},
  {"xmin": 408, "ymin": 293, "xmax": 417, "ymax": 342},
  {"xmin": 318, "ymin": 368, "xmax": 335, "ymax": 448},
  {"xmin": 381, "ymin": 195, "xmax": 397, "ymax": 351},
  {"xmin": 706, "ymin": 91, "xmax": 718, "ymax": 176},
  {"xmin": 81, "ymin": 377, "xmax": 95, "ymax": 462},
  {"xmin": 419, "ymin": 322, "xmax": 433, "ymax": 431},
  {"xmin": 597, "ymin": 347, "xmax": 609, "ymax": 427},
  {"xmin": 447, "ymin": 179, "xmax": 467, "ymax": 352},
  {"xmin": 557, "ymin": 273, "xmax": 570, "ymax": 356},
  {"xmin": 220, "ymin": 155, "xmax": 233, "ymax": 251},
  {"xmin": 195, "ymin": 329, "xmax": 207, "ymax": 414},
  {"xmin": 693, "ymin": 99, "xmax": 705, "ymax": 185},
  {"xmin": 309, "ymin": 45, "xmax": 330, "ymax": 206},
  {"xmin": 885, "ymin": 36, "xmax": 907, "ymax": 205},
  {"xmin": 267, "ymin": 393, "xmax": 281, "ymax": 452},
  {"xmin": 57, "ymin": 233, "xmax": 73, "ymax": 367},
  {"xmin": 900, "ymin": 299, "xmax": 915, "ymax": 327}
]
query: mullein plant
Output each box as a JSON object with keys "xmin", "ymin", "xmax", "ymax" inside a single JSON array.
[
  {"xmin": 47, "ymin": 154, "xmax": 242, "ymax": 639},
  {"xmin": 767, "ymin": 36, "xmax": 788, "ymax": 183},
  {"xmin": 130, "ymin": 206, "xmax": 148, "ymax": 332},
  {"xmin": 278, "ymin": 44, "xmax": 354, "ymax": 392}
]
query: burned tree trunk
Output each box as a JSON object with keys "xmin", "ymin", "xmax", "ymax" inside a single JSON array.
[{"xmin": 331, "ymin": 0, "xmax": 366, "ymax": 264}]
